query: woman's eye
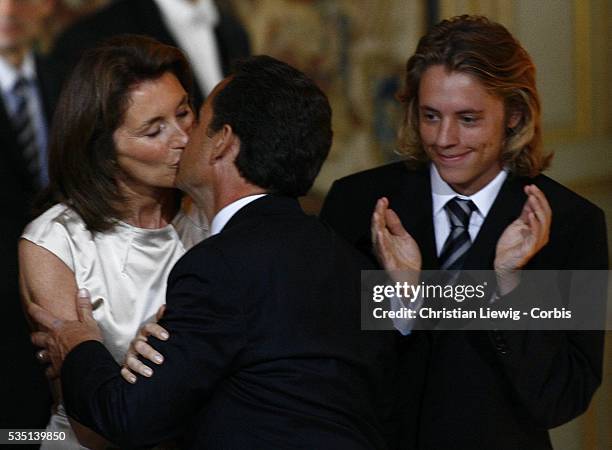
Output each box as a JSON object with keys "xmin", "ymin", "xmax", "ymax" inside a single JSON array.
[
  {"xmin": 422, "ymin": 112, "xmax": 438, "ymax": 121},
  {"xmin": 145, "ymin": 129, "xmax": 161, "ymax": 138},
  {"xmin": 177, "ymin": 109, "xmax": 190, "ymax": 118}
]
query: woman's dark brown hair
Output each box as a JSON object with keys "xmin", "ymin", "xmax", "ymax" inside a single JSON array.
[
  {"xmin": 44, "ymin": 34, "xmax": 193, "ymax": 232},
  {"xmin": 398, "ymin": 15, "xmax": 552, "ymax": 176}
]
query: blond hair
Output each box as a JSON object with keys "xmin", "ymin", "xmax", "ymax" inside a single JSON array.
[{"xmin": 398, "ymin": 15, "xmax": 552, "ymax": 176}]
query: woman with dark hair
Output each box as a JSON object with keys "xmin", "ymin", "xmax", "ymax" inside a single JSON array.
[{"xmin": 19, "ymin": 35, "xmax": 208, "ymax": 449}]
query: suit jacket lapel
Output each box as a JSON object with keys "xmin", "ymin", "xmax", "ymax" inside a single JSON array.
[
  {"xmin": 0, "ymin": 96, "xmax": 30, "ymax": 180},
  {"xmin": 134, "ymin": 0, "xmax": 177, "ymax": 45},
  {"xmin": 136, "ymin": 0, "xmax": 205, "ymax": 107},
  {"xmin": 463, "ymin": 175, "xmax": 527, "ymax": 270},
  {"xmin": 34, "ymin": 54, "xmax": 60, "ymax": 124}
]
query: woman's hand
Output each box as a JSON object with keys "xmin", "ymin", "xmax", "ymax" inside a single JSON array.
[{"xmin": 121, "ymin": 305, "xmax": 169, "ymax": 383}]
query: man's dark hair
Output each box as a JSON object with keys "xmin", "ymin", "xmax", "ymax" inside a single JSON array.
[
  {"xmin": 43, "ymin": 34, "xmax": 192, "ymax": 232},
  {"xmin": 209, "ymin": 55, "xmax": 332, "ymax": 197}
]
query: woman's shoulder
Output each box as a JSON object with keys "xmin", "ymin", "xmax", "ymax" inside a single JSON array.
[
  {"xmin": 20, "ymin": 204, "xmax": 88, "ymax": 272},
  {"xmin": 23, "ymin": 203, "xmax": 86, "ymax": 235},
  {"xmin": 21, "ymin": 203, "xmax": 88, "ymax": 243}
]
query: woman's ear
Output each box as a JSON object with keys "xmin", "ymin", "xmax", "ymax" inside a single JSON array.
[{"xmin": 507, "ymin": 110, "xmax": 521, "ymax": 130}]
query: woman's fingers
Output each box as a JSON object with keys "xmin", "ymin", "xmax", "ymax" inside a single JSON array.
[
  {"xmin": 120, "ymin": 365, "xmax": 137, "ymax": 384},
  {"xmin": 142, "ymin": 322, "xmax": 169, "ymax": 341},
  {"xmin": 155, "ymin": 304, "xmax": 166, "ymax": 322},
  {"xmin": 125, "ymin": 351, "xmax": 154, "ymax": 378},
  {"xmin": 133, "ymin": 338, "xmax": 164, "ymax": 365}
]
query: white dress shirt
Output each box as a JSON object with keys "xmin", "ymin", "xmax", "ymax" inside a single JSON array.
[
  {"xmin": 393, "ymin": 164, "xmax": 508, "ymax": 335},
  {"xmin": 210, "ymin": 194, "xmax": 268, "ymax": 236},
  {"xmin": 430, "ymin": 164, "xmax": 507, "ymax": 255},
  {"xmin": 154, "ymin": 0, "xmax": 224, "ymax": 95},
  {"xmin": 0, "ymin": 52, "xmax": 49, "ymax": 186}
]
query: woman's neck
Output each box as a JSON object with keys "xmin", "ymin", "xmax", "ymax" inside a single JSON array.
[{"xmin": 118, "ymin": 182, "xmax": 179, "ymax": 229}]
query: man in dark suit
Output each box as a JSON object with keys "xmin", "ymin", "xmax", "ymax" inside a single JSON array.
[
  {"xmin": 28, "ymin": 56, "xmax": 399, "ymax": 449},
  {"xmin": 0, "ymin": 0, "xmax": 62, "ymax": 428},
  {"xmin": 320, "ymin": 16, "xmax": 608, "ymax": 450},
  {"xmin": 51, "ymin": 0, "xmax": 250, "ymax": 108}
]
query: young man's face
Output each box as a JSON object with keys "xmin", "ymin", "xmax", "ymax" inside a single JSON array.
[
  {"xmin": 418, "ymin": 64, "xmax": 516, "ymax": 195},
  {"xmin": 0, "ymin": 0, "xmax": 52, "ymax": 55}
]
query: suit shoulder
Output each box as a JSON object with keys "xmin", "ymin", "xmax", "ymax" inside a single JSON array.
[
  {"xmin": 52, "ymin": 0, "xmax": 139, "ymax": 59},
  {"xmin": 332, "ymin": 161, "xmax": 413, "ymax": 190},
  {"xmin": 174, "ymin": 235, "xmax": 225, "ymax": 267},
  {"xmin": 533, "ymin": 174, "xmax": 604, "ymax": 217},
  {"xmin": 323, "ymin": 161, "xmax": 425, "ymax": 216}
]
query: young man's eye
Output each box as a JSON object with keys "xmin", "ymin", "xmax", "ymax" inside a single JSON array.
[
  {"xmin": 461, "ymin": 116, "xmax": 478, "ymax": 124},
  {"xmin": 421, "ymin": 111, "xmax": 438, "ymax": 121}
]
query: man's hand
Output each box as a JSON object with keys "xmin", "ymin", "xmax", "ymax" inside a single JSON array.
[
  {"xmin": 494, "ymin": 185, "xmax": 552, "ymax": 294},
  {"xmin": 121, "ymin": 305, "xmax": 169, "ymax": 384},
  {"xmin": 28, "ymin": 288, "xmax": 103, "ymax": 379},
  {"xmin": 371, "ymin": 197, "xmax": 422, "ymax": 273}
]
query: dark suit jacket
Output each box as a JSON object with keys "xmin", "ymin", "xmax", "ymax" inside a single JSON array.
[
  {"xmin": 61, "ymin": 195, "xmax": 400, "ymax": 449},
  {"xmin": 0, "ymin": 54, "xmax": 62, "ymax": 427},
  {"xmin": 51, "ymin": 0, "xmax": 250, "ymax": 108},
  {"xmin": 320, "ymin": 162, "xmax": 608, "ymax": 450}
]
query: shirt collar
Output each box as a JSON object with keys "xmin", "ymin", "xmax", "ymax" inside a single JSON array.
[
  {"xmin": 430, "ymin": 163, "xmax": 507, "ymax": 218},
  {"xmin": 154, "ymin": 0, "xmax": 219, "ymax": 26},
  {"xmin": 0, "ymin": 51, "xmax": 36, "ymax": 93},
  {"xmin": 210, "ymin": 193, "xmax": 268, "ymax": 236}
]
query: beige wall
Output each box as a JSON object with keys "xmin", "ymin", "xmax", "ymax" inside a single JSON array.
[{"xmin": 233, "ymin": 0, "xmax": 425, "ymax": 197}]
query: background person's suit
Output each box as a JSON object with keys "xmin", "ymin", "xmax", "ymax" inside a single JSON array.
[
  {"xmin": 320, "ymin": 161, "xmax": 608, "ymax": 450},
  {"xmin": 60, "ymin": 195, "xmax": 400, "ymax": 449},
  {"xmin": 51, "ymin": 0, "xmax": 250, "ymax": 109},
  {"xmin": 0, "ymin": 55, "xmax": 62, "ymax": 427}
]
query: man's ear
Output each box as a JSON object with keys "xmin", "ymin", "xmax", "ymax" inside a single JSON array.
[{"xmin": 210, "ymin": 124, "xmax": 239, "ymax": 163}]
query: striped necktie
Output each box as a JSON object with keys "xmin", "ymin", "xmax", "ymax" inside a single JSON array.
[
  {"xmin": 439, "ymin": 197, "xmax": 476, "ymax": 270},
  {"xmin": 11, "ymin": 77, "xmax": 40, "ymax": 184}
]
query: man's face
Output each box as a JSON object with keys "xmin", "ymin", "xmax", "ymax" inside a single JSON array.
[
  {"xmin": 176, "ymin": 79, "xmax": 228, "ymax": 197},
  {"xmin": 418, "ymin": 65, "xmax": 511, "ymax": 195},
  {"xmin": 0, "ymin": 0, "xmax": 52, "ymax": 55}
]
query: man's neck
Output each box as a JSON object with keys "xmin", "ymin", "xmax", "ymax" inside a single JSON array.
[
  {"xmin": 0, "ymin": 47, "xmax": 28, "ymax": 69},
  {"xmin": 212, "ymin": 187, "xmax": 267, "ymax": 222}
]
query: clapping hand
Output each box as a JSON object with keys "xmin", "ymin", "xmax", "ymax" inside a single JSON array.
[
  {"xmin": 371, "ymin": 197, "xmax": 422, "ymax": 273},
  {"xmin": 121, "ymin": 305, "xmax": 169, "ymax": 384},
  {"xmin": 494, "ymin": 184, "xmax": 551, "ymax": 294}
]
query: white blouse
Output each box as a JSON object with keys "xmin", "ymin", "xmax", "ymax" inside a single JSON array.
[{"xmin": 22, "ymin": 202, "xmax": 209, "ymax": 363}]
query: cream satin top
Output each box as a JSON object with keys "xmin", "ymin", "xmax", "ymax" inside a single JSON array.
[{"xmin": 22, "ymin": 202, "xmax": 209, "ymax": 364}]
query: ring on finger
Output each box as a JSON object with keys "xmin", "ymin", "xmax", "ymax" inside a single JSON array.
[{"xmin": 36, "ymin": 350, "xmax": 46, "ymax": 362}]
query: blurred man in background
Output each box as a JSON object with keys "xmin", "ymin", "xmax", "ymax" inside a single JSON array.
[
  {"xmin": 51, "ymin": 0, "xmax": 250, "ymax": 109},
  {"xmin": 0, "ymin": 0, "xmax": 63, "ymax": 428}
]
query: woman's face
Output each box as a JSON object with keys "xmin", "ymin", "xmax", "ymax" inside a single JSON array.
[{"xmin": 113, "ymin": 72, "xmax": 194, "ymax": 193}]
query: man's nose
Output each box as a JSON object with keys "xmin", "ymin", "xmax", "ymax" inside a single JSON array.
[{"xmin": 434, "ymin": 119, "xmax": 458, "ymax": 148}]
